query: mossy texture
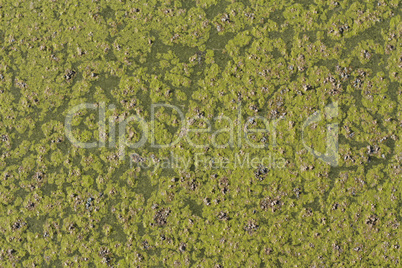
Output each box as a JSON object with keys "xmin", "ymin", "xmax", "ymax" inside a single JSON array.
[{"xmin": 0, "ymin": 0, "xmax": 401, "ymax": 267}]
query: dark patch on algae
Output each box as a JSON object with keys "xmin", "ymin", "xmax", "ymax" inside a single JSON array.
[{"xmin": 0, "ymin": 0, "xmax": 401, "ymax": 267}]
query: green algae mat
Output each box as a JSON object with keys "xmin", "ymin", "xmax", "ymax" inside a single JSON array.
[{"xmin": 0, "ymin": 0, "xmax": 401, "ymax": 267}]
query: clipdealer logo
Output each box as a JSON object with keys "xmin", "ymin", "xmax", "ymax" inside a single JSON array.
[{"xmin": 65, "ymin": 102, "xmax": 339, "ymax": 167}]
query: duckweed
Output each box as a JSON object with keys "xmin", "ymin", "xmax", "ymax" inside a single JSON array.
[{"xmin": 0, "ymin": 0, "xmax": 401, "ymax": 267}]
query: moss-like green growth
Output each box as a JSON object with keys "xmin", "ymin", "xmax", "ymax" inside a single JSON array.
[{"xmin": 0, "ymin": 0, "xmax": 401, "ymax": 266}]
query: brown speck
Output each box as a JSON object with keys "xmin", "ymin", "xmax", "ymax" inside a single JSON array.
[{"xmin": 154, "ymin": 208, "xmax": 170, "ymax": 226}]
